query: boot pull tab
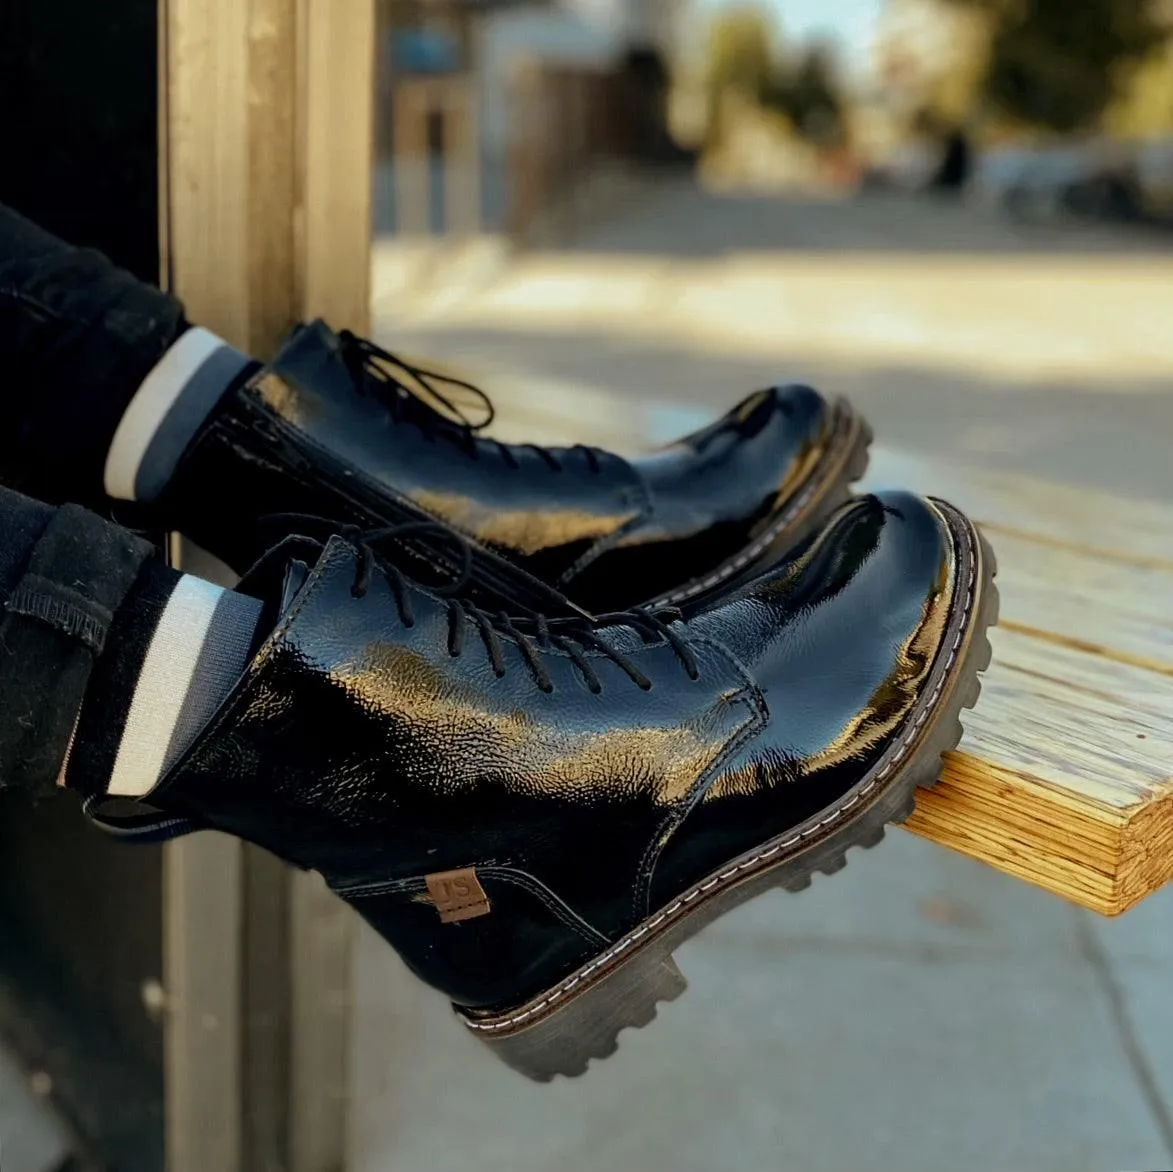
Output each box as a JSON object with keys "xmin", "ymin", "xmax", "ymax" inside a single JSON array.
[{"xmin": 423, "ymin": 867, "xmax": 491, "ymax": 923}]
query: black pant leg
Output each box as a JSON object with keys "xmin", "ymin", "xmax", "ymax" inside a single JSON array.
[
  {"xmin": 0, "ymin": 201, "xmax": 188, "ymax": 505},
  {"xmin": 0, "ymin": 483, "xmax": 154, "ymax": 795}
]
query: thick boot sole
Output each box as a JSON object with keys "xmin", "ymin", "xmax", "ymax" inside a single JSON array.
[{"xmin": 460, "ymin": 500, "xmax": 998, "ymax": 1080}]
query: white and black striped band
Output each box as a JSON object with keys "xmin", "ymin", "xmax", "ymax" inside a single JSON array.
[{"xmin": 104, "ymin": 327, "xmax": 253, "ymax": 503}]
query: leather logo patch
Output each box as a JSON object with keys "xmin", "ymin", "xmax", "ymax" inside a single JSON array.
[{"xmin": 424, "ymin": 868, "xmax": 491, "ymax": 923}]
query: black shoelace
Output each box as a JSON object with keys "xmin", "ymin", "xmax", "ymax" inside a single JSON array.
[
  {"xmin": 336, "ymin": 330, "xmax": 605, "ymax": 474},
  {"xmin": 260, "ymin": 514, "xmax": 700, "ymax": 696}
]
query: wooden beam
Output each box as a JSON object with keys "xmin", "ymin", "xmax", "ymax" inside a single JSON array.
[
  {"xmin": 160, "ymin": 0, "xmax": 373, "ymax": 357},
  {"xmin": 859, "ymin": 452, "xmax": 1173, "ymax": 915},
  {"xmin": 289, "ymin": 873, "xmax": 355, "ymax": 1172},
  {"xmin": 246, "ymin": 0, "xmax": 301, "ymax": 356},
  {"xmin": 163, "ymin": 834, "xmax": 244, "ymax": 1172},
  {"xmin": 160, "ymin": 0, "xmax": 302, "ymax": 358},
  {"xmin": 161, "ymin": 0, "xmax": 253, "ymax": 346},
  {"xmin": 159, "ymin": 1, "xmax": 373, "ymax": 1168},
  {"xmin": 290, "ymin": 13, "xmax": 372, "ymax": 1166},
  {"xmin": 299, "ymin": 0, "xmax": 375, "ymax": 332},
  {"xmin": 904, "ymin": 627, "xmax": 1173, "ymax": 915}
]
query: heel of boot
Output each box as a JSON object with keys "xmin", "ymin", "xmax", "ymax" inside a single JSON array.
[{"xmin": 468, "ymin": 950, "xmax": 687, "ymax": 1081}]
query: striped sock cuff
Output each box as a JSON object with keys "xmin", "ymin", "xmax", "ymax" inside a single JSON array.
[
  {"xmin": 67, "ymin": 567, "xmax": 264, "ymax": 798},
  {"xmin": 108, "ymin": 578, "xmax": 263, "ymax": 796},
  {"xmin": 103, "ymin": 327, "xmax": 254, "ymax": 503}
]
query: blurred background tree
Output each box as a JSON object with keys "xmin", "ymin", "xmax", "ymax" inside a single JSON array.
[
  {"xmin": 704, "ymin": 6, "xmax": 777, "ymax": 112},
  {"xmin": 1107, "ymin": 34, "xmax": 1173, "ymax": 136},
  {"xmin": 703, "ymin": 9, "xmax": 845, "ymax": 150},
  {"xmin": 943, "ymin": 0, "xmax": 1170, "ymax": 133},
  {"xmin": 778, "ymin": 43, "xmax": 846, "ymax": 146}
]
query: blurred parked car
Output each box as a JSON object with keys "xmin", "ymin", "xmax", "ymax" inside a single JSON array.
[
  {"xmin": 970, "ymin": 144, "xmax": 1034, "ymax": 208},
  {"xmin": 973, "ymin": 141, "xmax": 1143, "ymax": 224},
  {"xmin": 1135, "ymin": 136, "xmax": 1173, "ymax": 221},
  {"xmin": 858, "ymin": 138, "xmax": 939, "ymax": 193}
]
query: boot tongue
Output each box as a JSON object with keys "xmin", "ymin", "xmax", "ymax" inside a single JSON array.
[
  {"xmin": 274, "ymin": 319, "xmax": 463, "ymax": 433},
  {"xmin": 279, "ymin": 558, "xmax": 312, "ymax": 615},
  {"xmin": 270, "ymin": 318, "xmax": 346, "ymax": 393}
]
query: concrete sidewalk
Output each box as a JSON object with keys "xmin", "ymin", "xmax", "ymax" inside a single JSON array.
[
  {"xmin": 0, "ymin": 1044, "xmax": 73, "ymax": 1172},
  {"xmin": 351, "ymin": 835, "xmax": 1173, "ymax": 1172}
]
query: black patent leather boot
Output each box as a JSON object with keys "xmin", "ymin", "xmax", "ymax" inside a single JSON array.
[
  {"xmin": 162, "ymin": 320, "xmax": 871, "ymax": 613},
  {"xmin": 88, "ymin": 491, "xmax": 996, "ymax": 1080}
]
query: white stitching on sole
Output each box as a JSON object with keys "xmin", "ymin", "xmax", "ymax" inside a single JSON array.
[{"xmin": 463, "ymin": 509, "xmax": 980, "ymax": 1036}]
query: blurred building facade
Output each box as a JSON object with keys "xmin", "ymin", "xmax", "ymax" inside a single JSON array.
[{"xmin": 375, "ymin": 0, "xmax": 689, "ymax": 238}]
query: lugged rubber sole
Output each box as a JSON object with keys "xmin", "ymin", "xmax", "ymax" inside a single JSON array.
[
  {"xmin": 652, "ymin": 399, "xmax": 874, "ymax": 609},
  {"xmin": 459, "ymin": 500, "xmax": 998, "ymax": 1080}
]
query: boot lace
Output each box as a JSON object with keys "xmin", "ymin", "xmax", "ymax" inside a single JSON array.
[
  {"xmin": 337, "ymin": 330, "xmax": 605, "ymax": 475},
  {"xmin": 257, "ymin": 514, "xmax": 700, "ymax": 696}
]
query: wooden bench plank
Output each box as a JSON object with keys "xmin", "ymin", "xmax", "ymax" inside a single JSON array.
[
  {"xmin": 960, "ymin": 628, "xmax": 1173, "ymax": 808},
  {"xmin": 912, "ymin": 628, "xmax": 1173, "ymax": 913},
  {"xmin": 984, "ymin": 532, "xmax": 1173, "ymax": 677},
  {"xmin": 868, "ymin": 448, "xmax": 1173, "ymax": 568},
  {"xmin": 862, "ymin": 448, "xmax": 1173, "ymax": 911}
]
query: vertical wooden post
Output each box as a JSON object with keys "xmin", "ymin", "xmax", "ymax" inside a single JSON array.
[
  {"xmin": 160, "ymin": 0, "xmax": 371, "ymax": 356},
  {"xmin": 160, "ymin": 0, "xmax": 255, "ymax": 347},
  {"xmin": 565, "ymin": 70, "xmax": 589, "ymax": 234},
  {"xmin": 247, "ymin": 0, "xmax": 301, "ymax": 355},
  {"xmin": 299, "ymin": 0, "xmax": 376, "ymax": 331},
  {"xmin": 391, "ymin": 76, "xmax": 481, "ymax": 237},
  {"xmin": 162, "ymin": 834, "xmax": 245, "ymax": 1172},
  {"xmin": 290, "ymin": 12, "xmax": 372, "ymax": 1170},
  {"xmin": 289, "ymin": 873, "xmax": 355, "ymax": 1172},
  {"xmin": 159, "ymin": 1, "xmax": 374, "ymax": 1169}
]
